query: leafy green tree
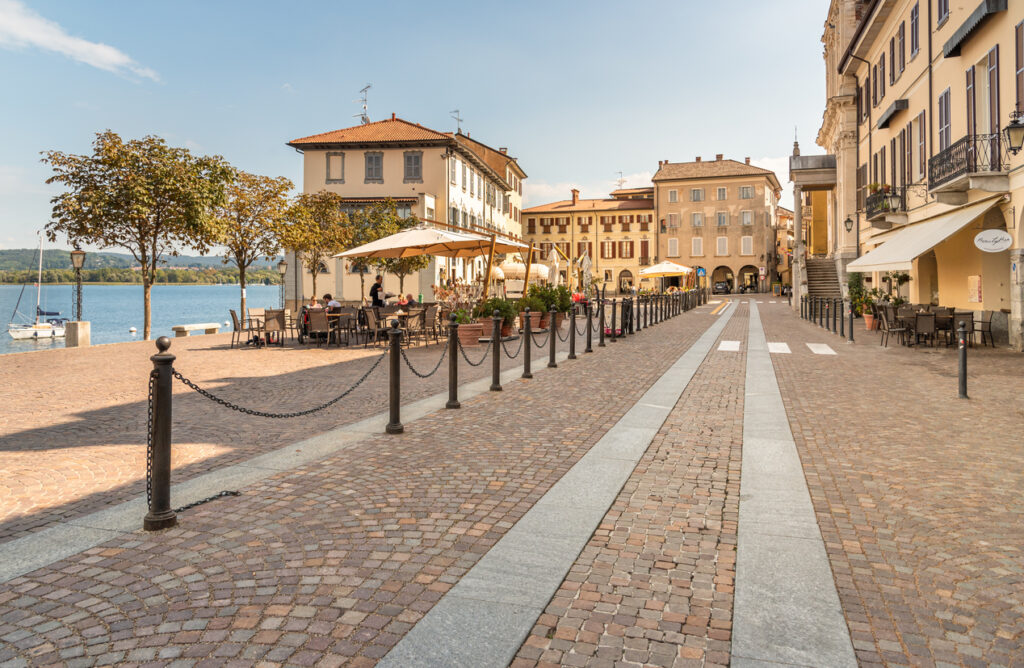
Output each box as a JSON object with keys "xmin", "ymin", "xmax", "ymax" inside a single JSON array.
[
  {"xmin": 346, "ymin": 199, "xmax": 405, "ymax": 301},
  {"xmin": 212, "ymin": 171, "xmax": 293, "ymax": 316},
  {"xmin": 279, "ymin": 190, "xmax": 351, "ymax": 300},
  {"xmin": 42, "ymin": 131, "xmax": 232, "ymax": 339}
]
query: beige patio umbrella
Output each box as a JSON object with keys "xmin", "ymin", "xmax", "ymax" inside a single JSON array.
[
  {"xmin": 335, "ymin": 224, "xmax": 528, "ymax": 259},
  {"xmin": 638, "ymin": 260, "xmax": 693, "ymax": 277}
]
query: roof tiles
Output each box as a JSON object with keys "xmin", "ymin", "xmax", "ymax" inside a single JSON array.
[{"xmin": 288, "ymin": 116, "xmax": 451, "ymax": 146}]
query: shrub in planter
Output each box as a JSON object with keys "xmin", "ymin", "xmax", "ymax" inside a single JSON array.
[
  {"xmin": 516, "ymin": 294, "xmax": 546, "ymax": 330},
  {"xmin": 453, "ymin": 308, "xmax": 485, "ymax": 345},
  {"xmin": 473, "ymin": 298, "xmax": 516, "ymax": 337}
]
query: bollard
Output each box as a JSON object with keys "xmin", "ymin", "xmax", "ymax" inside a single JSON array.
[
  {"xmin": 848, "ymin": 302, "xmax": 854, "ymax": 343},
  {"xmin": 548, "ymin": 309, "xmax": 558, "ymax": 367},
  {"xmin": 644, "ymin": 296, "xmax": 649, "ymax": 328},
  {"xmin": 522, "ymin": 307, "xmax": 533, "ymax": 377},
  {"xmin": 636, "ymin": 297, "xmax": 643, "ymax": 332},
  {"xmin": 585, "ymin": 302, "xmax": 594, "ymax": 353},
  {"xmin": 599, "ymin": 297, "xmax": 606, "ymax": 347},
  {"xmin": 801, "ymin": 296, "xmax": 805, "ymax": 319},
  {"xmin": 628, "ymin": 297, "xmax": 634, "ymax": 335},
  {"xmin": 446, "ymin": 314, "xmax": 460, "ymax": 409},
  {"xmin": 610, "ymin": 300, "xmax": 618, "ymax": 342},
  {"xmin": 958, "ymin": 321, "xmax": 968, "ymax": 399},
  {"xmin": 825, "ymin": 300, "xmax": 831, "ymax": 332},
  {"xmin": 568, "ymin": 305, "xmax": 577, "ymax": 359},
  {"xmin": 839, "ymin": 300, "xmax": 845, "ymax": 338},
  {"xmin": 832, "ymin": 298, "xmax": 838, "ymax": 333},
  {"xmin": 490, "ymin": 310, "xmax": 503, "ymax": 391},
  {"xmin": 386, "ymin": 321, "xmax": 404, "ymax": 434},
  {"xmin": 144, "ymin": 336, "xmax": 177, "ymax": 531}
]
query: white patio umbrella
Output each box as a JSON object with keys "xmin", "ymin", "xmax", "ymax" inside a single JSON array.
[
  {"xmin": 499, "ymin": 261, "xmax": 548, "ymax": 280},
  {"xmin": 638, "ymin": 260, "xmax": 693, "ymax": 277},
  {"xmin": 336, "ymin": 224, "xmax": 528, "ymax": 259}
]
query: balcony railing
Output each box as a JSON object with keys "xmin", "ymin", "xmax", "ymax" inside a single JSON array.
[
  {"xmin": 928, "ymin": 133, "xmax": 1007, "ymax": 189},
  {"xmin": 639, "ymin": 256, "xmax": 651, "ymax": 266},
  {"xmin": 865, "ymin": 186, "xmax": 906, "ymax": 220}
]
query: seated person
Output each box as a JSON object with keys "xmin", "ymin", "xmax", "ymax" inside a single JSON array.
[
  {"xmin": 405, "ymin": 293, "xmax": 416, "ymax": 305},
  {"xmin": 323, "ymin": 293, "xmax": 341, "ymax": 309},
  {"xmin": 396, "ymin": 294, "xmax": 409, "ymax": 306},
  {"xmin": 307, "ymin": 297, "xmax": 321, "ymax": 309}
]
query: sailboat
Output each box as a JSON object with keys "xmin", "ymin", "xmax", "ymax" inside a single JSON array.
[{"xmin": 7, "ymin": 236, "xmax": 67, "ymax": 340}]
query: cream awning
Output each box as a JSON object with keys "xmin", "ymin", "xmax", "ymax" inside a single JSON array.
[{"xmin": 846, "ymin": 197, "xmax": 1002, "ymax": 273}]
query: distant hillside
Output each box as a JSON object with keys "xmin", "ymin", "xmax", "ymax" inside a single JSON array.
[{"xmin": 0, "ymin": 249, "xmax": 282, "ymax": 271}]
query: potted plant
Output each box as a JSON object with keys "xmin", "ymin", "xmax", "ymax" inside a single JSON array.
[
  {"xmin": 453, "ymin": 308, "xmax": 485, "ymax": 346},
  {"xmin": 528, "ymin": 284, "xmax": 558, "ymax": 328},
  {"xmin": 473, "ymin": 298, "xmax": 516, "ymax": 337},
  {"xmin": 516, "ymin": 294, "xmax": 545, "ymax": 331}
]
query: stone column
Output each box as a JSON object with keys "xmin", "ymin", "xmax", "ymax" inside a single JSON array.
[
  {"xmin": 1011, "ymin": 249, "xmax": 1024, "ymax": 351},
  {"xmin": 792, "ymin": 184, "xmax": 805, "ymax": 311}
]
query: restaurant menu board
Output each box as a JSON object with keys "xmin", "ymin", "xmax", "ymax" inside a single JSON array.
[{"xmin": 967, "ymin": 275, "xmax": 982, "ymax": 303}]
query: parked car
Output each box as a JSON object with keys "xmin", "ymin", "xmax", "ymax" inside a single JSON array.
[{"xmin": 713, "ymin": 281, "xmax": 731, "ymax": 295}]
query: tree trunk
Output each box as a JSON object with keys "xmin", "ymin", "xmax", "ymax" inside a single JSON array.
[
  {"xmin": 311, "ymin": 270, "xmax": 318, "ymax": 302},
  {"xmin": 239, "ymin": 265, "xmax": 247, "ymax": 320},
  {"xmin": 359, "ymin": 271, "xmax": 366, "ymax": 305},
  {"xmin": 143, "ymin": 279, "xmax": 152, "ymax": 341},
  {"xmin": 399, "ymin": 273, "xmax": 405, "ymax": 295}
]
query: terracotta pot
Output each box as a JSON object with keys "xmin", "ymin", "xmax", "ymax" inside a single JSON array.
[
  {"xmin": 538, "ymin": 313, "xmax": 550, "ymax": 329},
  {"xmin": 476, "ymin": 318, "xmax": 512, "ymax": 338},
  {"xmin": 863, "ymin": 313, "xmax": 876, "ymax": 331},
  {"xmin": 457, "ymin": 322, "xmax": 485, "ymax": 346},
  {"xmin": 519, "ymin": 311, "xmax": 542, "ymax": 331},
  {"xmin": 553, "ymin": 312, "xmax": 566, "ymax": 329}
]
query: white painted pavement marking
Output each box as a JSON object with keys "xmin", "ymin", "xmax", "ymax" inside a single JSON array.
[
  {"xmin": 806, "ymin": 342, "xmax": 837, "ymax": 355},
  {"xmin": 380, "ymin": 303, "xmax": 739, "ymax": 668},
  {"xmin": 718, "ymin": 340, "xmax": 741, "ymax": 352},
  {"xmin": 733, "ymin": 302, "xmax": 856, "ymax": 667},
  {"xmin": 769, "ymin": 300, "xmax": 777, "ymax": 303},
  {"xmin": 766, "ymin": 342, "xmax": 791, "ymax": 354},
  {"xmin": 756, "ymin": 300, "xmax": 764, "ymax": 303}
]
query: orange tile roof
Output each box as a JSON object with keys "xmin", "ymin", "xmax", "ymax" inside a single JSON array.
[
  {"xmin": 288, "ymin": 116, "xmax": 452, "ymax": 146},
  {"xmin": 653, "ymin": 158, "xmax": 778, "ymax": 185},
  {"xmin": 522, "ymin": 198, "xmax": 653, "ymax": 214},
  {"xmin": 455, "ymin": 133, "xmax": 527, "ymax": 179},
  {"xmin": 609, "ymin": 187, "xmax": 654, "ymax": 195}
]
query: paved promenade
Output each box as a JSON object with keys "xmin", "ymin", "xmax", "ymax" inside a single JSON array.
[{"xmin": 1, "ymin": 299, "xmax": 1023, "ymax": 666}]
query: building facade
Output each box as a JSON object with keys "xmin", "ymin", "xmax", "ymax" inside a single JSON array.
[
  {"xmin": 654, "ymin": 155, "xmax": 782, "ymax": 292},
  {"xmin": 282, "ymin": 115, "xmax": 525, "ymax": 308},
  {"xmin": 813, "ymin": 0, "xmax": 1024, "ymax": 348}
]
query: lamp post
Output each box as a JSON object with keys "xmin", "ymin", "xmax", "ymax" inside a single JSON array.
[
  {"xmin": 70, "ymin": 247, "xmax": 86, "ymax": 321},
  {"xmin": 1004, "ymin": 111, "xmax": 1024, "ymax": 155},
  {"xmin": 276, "ymin": 258, "xmax": 288, "ymax": 308}
]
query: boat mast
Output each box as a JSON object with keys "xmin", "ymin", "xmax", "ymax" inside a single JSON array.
[{"xmin": 35, "ymin": 234, "xmax": 42, "ymax": 326}]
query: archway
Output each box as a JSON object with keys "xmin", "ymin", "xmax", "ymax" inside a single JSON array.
[
  {"xmin": 711, "ymin": 266, "xmax": 733, "ymax": 293},
  {"xmin": 618, "ymin": 269, "xmax": 634, "ymax": 293},
  {"xmin": 738, "ymin": 265, "xmax": 759, "ymax": 293}
]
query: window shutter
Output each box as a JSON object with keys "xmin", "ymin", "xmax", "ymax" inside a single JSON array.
[
  {"xmin": 1017, "ymin": 21, "xmax": 1024, "ymax": 113},
  {"xmin": 692, "ymin": 237, "xmax": 702, "ymax": 256}
]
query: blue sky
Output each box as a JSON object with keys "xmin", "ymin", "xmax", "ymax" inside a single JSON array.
[{"xmin": 0, "ymin": 0, "xmax": 828, "ymax": 250}]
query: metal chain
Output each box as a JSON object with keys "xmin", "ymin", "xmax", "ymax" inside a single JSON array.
[
  {"xmin": 575, "ymin": 318, "xmax": 588, "ymax": 336},
  {"xmin": 457, "ymin": 338, "xmax": 490, "ymax": 366},
  {"xmin": 172, "ymin": 353, "xmax": 385, "ymax": 418},
  {"xmin": 530, "ymin": 329, "xmax": 550, "ymax": 348},
  {"xmin": 502, "ymin": 334, "xmax": 524, "ymax": 359},
  {"xmin": 554, "ymin": 322, "xmax": 570, "ymax": 342},
  {"xmin": 174, "ymin": 490, "xmax": 240, "ymax": 513},
  {"xmin": 399, "ymin": 344, "xmax": 447, "ymax": 378},
  {"xmin": 145, "ymin": 369, "xmax": 156, "ymax": 507}
]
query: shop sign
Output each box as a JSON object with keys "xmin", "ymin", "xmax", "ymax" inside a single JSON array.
[{"xmin": 974, "ymin": 229, "xmax": 1013, "ymax": 253}]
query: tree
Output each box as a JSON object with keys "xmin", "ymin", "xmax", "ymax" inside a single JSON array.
[
  {"xmin": 377, "ymin": 209, "xmax": 429, "ymax": 296},
  {"xmin": 279, "ymin": 190, "xmax": 351, "ymax": 299},
  {"xmin": 212, "ymin": 171, "xmax": 293, "ymax": 317},
  {"xmin": 43, "ymin": 131, "xmax": 232, "ymax": 339},
  {"xmin": 347, "ymin": 199, "xmax": 407, "ymax": 301}
]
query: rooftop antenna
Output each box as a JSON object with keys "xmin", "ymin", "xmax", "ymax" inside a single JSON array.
[
  {"xmin": 353, "ymin": 84, "xmax": 371, "ymax": 124},
  {"xmin": 615, "ymin": 171, "xmax": 626, "ymax": 190},
  {"xmin": 450, "ymin": 109, "xmax": 463, "ymax": 134}
]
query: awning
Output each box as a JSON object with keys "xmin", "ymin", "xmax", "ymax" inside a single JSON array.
[{"xmin": 847, "ymin": 197, "xmax": 1002, "ymax": 273}]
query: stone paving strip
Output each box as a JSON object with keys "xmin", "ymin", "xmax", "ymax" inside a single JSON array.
[
  {"xmin": 732, "ymin": 302, "xmax": 856, "ymax": 667},
  {"xmin": 761, "ymin": 303, "xmax": 1024, "ymax": 666},
  {"xmin": 0, "ymin": 308, "xmax": 715, "ymax": 666},
  {"xmin": 510, "ymin": 302, "xmax": 749, "ymax": 668},
  {"xmin": 380, "ymin": 302, "xmax": 736, "ymax": 668}
]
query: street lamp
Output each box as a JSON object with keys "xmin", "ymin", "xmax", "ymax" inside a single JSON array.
[
  {"xmin": 885, "ymin": 190, "xmax": 902, "ymax": 211},
  {"xmin": 276, "ymin": 258, "xmax": 288, "ymax": 308},
  {"xmin": 844, "ymin": 216, "xmax": 854, "ymax": 233},
  {"xmin": 1004, "ymin": 111, "xmax": 1024, "ymax": 155},
  {"xmin": 70, "ymin": 246, "xmax": 86, "ymax": 321}
]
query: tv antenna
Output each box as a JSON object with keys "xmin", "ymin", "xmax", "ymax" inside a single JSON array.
[
  {"xmin": 353, "ymin": 84, "xmax": 371, "ymax": 124},
  {"xmin": 615, "ymin": 171, "xmax": 626, "ymax": 190},
  {"xmin": 450, "ymin": 109, "xmax": 463, "ymax": 134}
]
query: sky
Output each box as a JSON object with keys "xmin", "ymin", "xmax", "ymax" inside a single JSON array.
[{"xmin": 0, "ymin": 0, "xmax": 829, "ymax": 251}]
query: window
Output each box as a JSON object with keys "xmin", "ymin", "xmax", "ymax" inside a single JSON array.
[
  {"xmin": 717, "ymin": 212, "xmax": 728, "ymax": 227},
  {"xmin": 739, "ymin": 186, "xmax": 754, "ymax": 199},
  {"xmin": 741, "ymin": 236, "xmax": 753, "ymax": 256},
  {"xmin": 1017, "ymin": 21, "xmax": 1024, "ymax": 112},
  {"xmin": 541, "ymin": 242, "xmax": 553, "ymax": 256},
  {"xmin": 938, "ymin": 0, "xmax": 949, "ymax": 26},
  {"xmin": 403, "ymin": 151, "xmax": 422, "ymax": 182},
  {"xmin": 880, "ymin": 145, "xmax": 887, "ymax": 185},
  {"xmin": 640, "ymin": 239, "xmax": 649, "ymax": 261},
  {"xmin": 880, "ymin": 54, "xmax": 886, "ymax": 100},
  {"xmin": 667, "ymin": 213, "xmax": 679, "ymax": 228},
  {"xmin": 889, "ymin": 37, "xmax": 896, "ymax": 85},
  {"xmin": 462, "ymin": 163, "xmax": 467, "ymax": 191},
  {"xmin": 716, "ymin": 237, "xmax": 728, "ymax": 256},
  {"xmin": 668, "ymin": 189, "xmax": 678, "ymax": 203},
  {"xmin": 451, "ymin": 206, "xmax": 459, "ymax": 225},
  {"xmin": 691, "ymin": 188, "xmax": 704, "ymax": 201},
  {"xmin": 741, "ymin": 210, "xmax": 753, "ymax": 226},
  {"xmin": 717, "ymin": 187, "xmax": 727, "ymax": 200},
  {"xmin": 426, "ymin": 206, "xmax": 434, "ymax": 220},
  {"xmin": 691, "ymin": 237, "xmax": 703, "ymax": 256},
  {"xmin": 579, "ymin": 216, "xmax": 591, "ymax": 233},
  {"xmin": 667, "ymin": 238, "xmax": 679, "ymax": 257},
  {"xmin": 938, "ymin": 88, "xmax": 951, "ymax": 151},
  {"xmin": 558, "ymin": 218, "xmax": 568, "ymax": 234},
  {"xmin": 872, "ymin": 64, "xmax": 878, "ymax": 106},
  {"xmin": 577, "ymin": 241, "xmax": 593, "ymax": 258},
  {"xmin": 526, "ymin": 218, "xmax": 536, "ymax": 234},
  {"xmin": 618, "ymin": 241, "xmax": 634, "ymax": 259},
  {"xmin": 917, "ymin": 111, "xmax": 926, "ymax": 179},
  {"xmin": 898, "ymin": 23, "xmax": 905, "ymax": 73},
  {"xmin": 541, "ymin": 217, "xmax": 552, "ymax": 233},
  {"xmin": 638, "ymin": 214, "xmax": 650, "ymax": 231},
  {"xmin": 601, "ymin": 241, "xmax": 616, "ymax": 259},
  {"xmin": 364, "ymin": 152, "xmax": 383, "ymax": 182},
  {"xmin": 469, "ymin": 171, "xmax": 475, "ymax": 197},
  {"xmin": 911, "ymin": 4, "xmax": 920, "ymax": 56},
  {"xmin": 602, "ymin": 216, "xmax": 614, "ymax": 232},
  {"xmin": 692, "ymin": 212, "xmax": 704, "ymax": 227},
  {"xmin": 904, "ymin": 123, "xmax": 913, "ymax": 185},
  {"xmin": 326, "ymin": 151, "xmax": 344, "ymax": 183},
  {"xmin": 450, "ymin": 158, "xmax": 457, "ymax": 183}
]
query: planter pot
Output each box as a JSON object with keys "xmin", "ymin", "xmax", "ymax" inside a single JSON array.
[
  {"xmin": 457, "ymin": 322, "xmax": 485, "ymax": 346},
  {"xmin": 863, "ymin": 313, "xmax": 876, "ymax": 331},
  {"xmin": 476, "ymin": 318, "xmax": 512, "ymax": 338},
  {"xmin": 519, "ymin": 311, "xmax": 542, "ymax": 331},
  {"xmin": 538, "ymin": 313, "xmax": 550, "ymax": 329},
  {"xmin": 553, "ymin": 312, "xmax": 566, "ymax": 329}
]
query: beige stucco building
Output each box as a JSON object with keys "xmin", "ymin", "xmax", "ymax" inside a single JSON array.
[
  {"xmin": 282, "ymin": 115, "xmax": 525, "ymax": 308},
  {"xmin": 811, "ymin": 0, "xmax": 1024, "ymax": 348}
]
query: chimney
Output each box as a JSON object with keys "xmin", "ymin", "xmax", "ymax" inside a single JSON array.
[
  {"xmin": 499, "ymin": 147, "xmax": 507, "ymax": 154},
  {"xmin": 391, "ymin": 112, "xmax": 396, "ymax": 120},
  {"xmin": 745, "ymin": 157, "xmax": 751, "ymax": 164},
  {"xmin": 571, "ymin": 188, "xmax": 579, "ymax": 205},
  {"xmin": 715, "ymin": 153, "xmax": 723, "ymax": 161},
  {"xmin": 695, "ymin": 156, "xmax": 702, "ymax": 162}
]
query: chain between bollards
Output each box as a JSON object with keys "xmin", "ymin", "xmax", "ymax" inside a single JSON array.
[
  {"xmin": 446, "ymin": 314, "xmax": 460, "ymax": 409},
  {"xmin": 386, "ymin": 320, "xmax": 404, "ymax": 434},
  {"xmin": 490, "ymin": 310, "xmax": 503, "ymax": 391},
  {"xmin": 957, "ymin": 321, "xmax": 968, "ymax": 399},
  {"xmin": 144, "ymin": 337, "xmax": 177, "ymax": 532}
]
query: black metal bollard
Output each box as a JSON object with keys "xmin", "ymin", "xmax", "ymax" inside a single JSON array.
[
  {"xmin": 825, "ymin": 300, "xmax": 831, "ymax": 332},
  {"xmin": 144, "ymin": 336, "xmax": 177, "ymax": 531},
  {"xmin": 548, "ymin": 309, "xmax": 558, "ymax": 367},
  {"xmin": 610, "ymin": 300, "xmax": 618, "ymax": 342},
  {"xmin": 522, "ymin": 307, "xmax": 533, "ymax": 377},
  {"xmin": 568, "ymin": 305, "xmax": 577, "ymax": 359},
  {"xmin": 839, "ymin": 300, "xmax": 845, "ymax": 338},
  {"xmin": 490, "ymin": 310, "xmax": 503, "ymax": 391},
  {"xmin": 832, "ymin": 298, "xmax": 839, "ymax": 333},
  {"xmin": 585, "ymin": 302, "xmax": 594, "ymax": 353},
  {"xmin": 636, "ymin": 297, "xmax": 643, "ymax": 332},
  {"xmin": 599, "ymin": 298, "xmax": 606, "ymax": 347},
  {"xmin": 848, "ymin": 302, "xmax": 855, "ymax": 343},
  {"xmin": 446, "ymin": 314, "xmax": 460, "ymax": 409},
  {"xmin": 644, "ymin": 296, "xmax": 649, "ymax": 328},
  {"xmin": 800, "ymin": 296, "xmax": 805, "ymax": 319},
  {"xmin": 627, "ymin": 298, "xmax": 634, "ymax": 335},
  {"xmin": 386, "ymin": 321, "xmax": 404, "ymax": 434},
  {"xmin": 958, "ymin": 321, "xmax": 968, "ymax": 399}
]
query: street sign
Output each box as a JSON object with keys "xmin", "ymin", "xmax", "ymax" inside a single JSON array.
[
  {"xmin": 696, "ymin": 267, "xmax": 706, "ymax": 277},
  {"xmin": 758, "ymin": 266, "xmax": 766, "ymax": 276}
]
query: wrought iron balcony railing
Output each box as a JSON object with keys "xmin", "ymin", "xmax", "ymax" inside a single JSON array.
[
  {"xmin": 865, "ymin": 186, "xmax": 906, "ymax": 220},
  {"xmin": 928, "ymin": 133, "xmax": 1007, "ymax": 190}
]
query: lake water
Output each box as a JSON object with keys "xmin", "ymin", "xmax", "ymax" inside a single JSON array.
[{"xmin": 1, "ymin": 284, "xmax": 280, "ymax": 355}]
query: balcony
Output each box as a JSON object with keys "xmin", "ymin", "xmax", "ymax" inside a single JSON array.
[
  {"xmin": 639, "ymin": 256, "xmax": 651, "ymax": 266},
  {"xmin": 928, "ymin": 133, "xmax": 1009, "ymax": 204},
  {"xmin": 865, "ymin": 186, "xmax": 907, "ymax": 229}
]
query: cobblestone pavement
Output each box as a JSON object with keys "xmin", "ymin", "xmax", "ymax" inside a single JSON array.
[
  {"xmin": 761, "ymin": 303, "xmax": 1024, "ymax": 667},
  {"xmin": 0, "ymin": 327, "xmax": 568, "ymax": 545},
  {"xmin": 511, "ymin": 303, "xmax": 745, "ymax": 668},
  {"xmin": 0, "ymin": 306, "xmax": 711, "ymax": 666}
]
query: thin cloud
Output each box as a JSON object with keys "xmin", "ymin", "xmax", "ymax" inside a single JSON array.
[{"xmin": 0, "ymin": 0, "xmax": 158, "ymax": 81}]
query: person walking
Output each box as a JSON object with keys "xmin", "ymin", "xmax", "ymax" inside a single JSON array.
[{"xmin": 369, "ymin": 275, "xmax": 385, "ymax": 307}]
